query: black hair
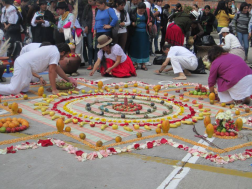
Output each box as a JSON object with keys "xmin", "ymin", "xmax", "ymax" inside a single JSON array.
[
  {"xmin": 21, "ymin": 0, "xmax": 29, "ymax": 2},
  {"xmin": 115, "ymin": 0, "xmax": 126, "ymax": 22},
  {"xmin": 155, "ymin": 0, "xmax": 162, "ymax": 2},
  {"xmin": 214, "ymin": 1, "xmax": 229, "ymax": 16},
  {"xmin": 163, "ymin": 4, "xmax": 170, "ymax": 10},
  {"xmin": 207, "ymin": 46, "xmax": 226, "ymax": 62},
  {"xmin": 175, "ymin": 3, "xmax": 182, "ymax": 11},
  {"xmin": 56, "ymin": 43, "xmax": 71, "ymax": 53},
  {"xmin": 193, "ymin": 4, "xmax": 198, "ymax": 9},
  {"xmin": 96, "ymin": 0, "xmax": 106, "ymax": 4},
  {"xmin": 40, "ymin": 42, "xmax": 51, "ymax": 47},
  {"xmin": 240, "ymin": 2, "xmax": 249, "ymax": 16},
  {"xmin": 2, "ymin": 0, "xmax": 12, "ymax": 4},
  {"xmin": 204, "ymin": 5, "xmax": 210, "ymax": 10},
  {"xmin": 162, "ymin": 44, "xmax": 172, "ymax": 50},
  {"xmin": 137, "ymin": 2, "xmax": 146, "ymax": 9}
]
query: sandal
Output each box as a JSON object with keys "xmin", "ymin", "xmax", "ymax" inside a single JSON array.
[
  {"xmin": 141, "ymin": 65, "xmax": 148, "ymax": 71},
  {"xmin": 87, "ymin": 65, "xmax": 93, "ymax": 70},
  {"xmin": 134, "ymin": 63, "xmax": 138, "ymax": 70}
]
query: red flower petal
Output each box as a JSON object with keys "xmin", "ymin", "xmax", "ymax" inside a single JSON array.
[
  {"xmin": 134, "ymin": 144, "xmax": 140, "ymax": 149},
  {"xmin": 147, "ymin": 142, "xmax": 153, "ymax": 149},
  {"xmin": 75, "ymin": 150, "xmax": 84, "ymax": 156},
  {"xmin": 160, "ymin": 138, "xmax": 168, "ymax": 144}
]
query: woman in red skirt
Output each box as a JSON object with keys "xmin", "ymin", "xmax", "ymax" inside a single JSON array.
[{"xmin": 89, "ymin": 35, "xmax": 137, "ymax": 77}]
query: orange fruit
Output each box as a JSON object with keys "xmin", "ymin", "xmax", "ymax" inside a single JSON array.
[
  {"xmin": 0, "ymin": 122, "xmax": 2, "ymax": 127},
  {"xmin": 9, "ymin": 123, "xmax": 15, "ymax": 128},
  {"xmin": 6, "ymin": 117, "xmax": 12, "ymax": 122},
  {"xmin": 3, "ymin": 102, "xmax": 8, "ymax": 106},
  {"xmin": 115, "ymin": 85, "xmax": 119, "ymax": 89},
  {"xmin": 156, "ymin": 127, "xmax": 161, "ymax": 134},
  {"xmin": 136, "ymin": 132, "xmax": 142, "ymax": 138},
  {"xmin": 12, "ymin": 118, "xmax": 17, "ymax": 121},
  {"xmin": 12, "ymin": 121, "xmax": 19, "ymax": 127},
  {"xmin": 204, "ymin": 115, "xmax": 211, "ymax": 128},
  {"xmin": 79, "ymin": 133, "xmax": 86, "ymax": 139},
  {"xmin": 115, "ymin": 136, "xmax": 122, "ymax": 143},
  {"xmin": 235, "ymin": 110, "xmax": 240, "ymax": 115},
  {"xmin": 8, "ymin": 104, "xmax": 12, "ymax": 109},
  {"xmin": 96, "ymin": 140, "xmax": 103, "ymax": 147},
  {"xmin": 5, "ymin": 121, "xmax": 11, "ymax": 125},
  {"xmin": 18, "ymin": 108, "xmax": 22, "ymax": 113},
  {"xmin": 1, "ymin": 118, "xmax": 6, "ymax": 123},
  {"xmin": 65, "ymin": 126, "xmax": 71, "ymax": 132},
  {"xmin": 22, "ymin": 121, "xmax": 29, "ymax": 127},
  {"xmin": 3, "ymin": 123, "xmax": 9, "ymax": 128}
]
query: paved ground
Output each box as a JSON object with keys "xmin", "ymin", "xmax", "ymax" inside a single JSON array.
[{"xmin": 1, "ymin": 34, "xmax": 252, "ymax": 189}]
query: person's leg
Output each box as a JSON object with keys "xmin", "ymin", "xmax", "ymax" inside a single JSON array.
[
  {"xmin": 170, "ymin": 56, "xmax": 187, "ymax": 80},
  {"xmin": 242, "ymin": 33, "xmax": 249, "ymax": 59},
  {"xmin": 154, "ymin": 23, "xmax": 161, "ymax": 52},
  {"xmin": 118, "ymin": 32, "xmax": 127, "ymax": 52},
  {"xmin": 83, "ymin": 36, "xmax": 88, "ymax": 63},
  {"xmin": 217, "ymin": 27, "xmax": 223, "ymax": 44},
  {"xmin": 237, "ymin": 32, "xmax": 243, "ymax": 47},
  {"xmin": 218, "ymin": 90, "xmax": 234, "ymax": 104},
  {"xmin": 87, "ymin": 32, "xmax": 94, "ymax": 69}
]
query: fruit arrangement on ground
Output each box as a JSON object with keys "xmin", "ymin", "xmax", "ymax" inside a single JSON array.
[
  {"xmin": 0, "ymin": 117, "xmax": 29, "ymax": 133},
  {"xmin": 112, "ymin": 103, "xmax": 142, "ymax": 112},
  {"xmin": 56, "ymin": 80, "xmax": 74, "ymax": 90},
  {"xmin": 189, "ymin": 84, "xmax": 210, "ymax": 96}
]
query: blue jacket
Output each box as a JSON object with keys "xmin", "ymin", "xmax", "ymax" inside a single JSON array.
[{"xmin": 94, "ymin": 8, "xmax": 118, "ymax": 33}]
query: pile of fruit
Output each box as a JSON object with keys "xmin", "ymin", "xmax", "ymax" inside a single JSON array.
[
  {"xmin": 56, "ymin": 80, "xmax": 74, "ymax": 90},
  {"xmin": 112, "ymin": 103, "xmax": 142, "ymax": 112},
  {"xmin": 0, "ymin": 117, "xmax": 29, "ymax": 133},
  {"xmin": 189, "ymin": 84, "xmax": 210, "ymax": 96}
]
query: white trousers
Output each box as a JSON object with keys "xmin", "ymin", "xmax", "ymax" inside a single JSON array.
[
  {"xmin": 170, "ymin": 56, "xmax": 198, "ymax": 74},
  {"xmin": 75, "ymin": 35, "xmax": 84, "ymax": 63},
  {"xmin": 218, "ymin": 74, "xmax": 252, "ymax": 102},
  {"xmin": 0, "ymin": 60, "xmax": 32, "ymax": 95},
  {"xmin": 229, "ymin": 48, "xmax": 245, "ymax": 60}
]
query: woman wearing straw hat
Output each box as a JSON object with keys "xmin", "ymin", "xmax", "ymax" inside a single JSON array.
[{"xmin": 89, "ymin": 35, "xmax": 136, "ymax": 77}]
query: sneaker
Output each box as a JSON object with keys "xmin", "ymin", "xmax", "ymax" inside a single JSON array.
[
  {"xmin": 87, "ymin": 65, "xmax": 93, "ymax": 70},
  {"xmin": 145, "ymin": 62, "xmax": 152, "ymax": 66}
]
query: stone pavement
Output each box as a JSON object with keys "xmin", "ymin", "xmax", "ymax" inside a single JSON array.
[{"xmin": 0, "ymin": 38, "xmax": 252, "ymax": 189}]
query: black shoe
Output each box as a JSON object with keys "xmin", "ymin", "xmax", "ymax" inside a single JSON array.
[{"xmin": 155, "ymin": 50, "xmax": 162, "ymax": 54}]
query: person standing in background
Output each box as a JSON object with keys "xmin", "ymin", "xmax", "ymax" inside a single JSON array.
[
  {"xmin": 199, "ymin": 5, "xmax": 215, "ymax": 36},
  {"xmin": 160, "ymin": 4, "xmax": 169, "ymax": 49},
  {"xmin": 153, "ymin": 0, "xmax": 162, "ymax": 54}
]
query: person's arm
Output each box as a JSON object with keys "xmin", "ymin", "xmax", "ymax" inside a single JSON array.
[
  {"xmin": 106, "ymin": 56, "xmax": 121, "ymax": 73},
  {"xmin": 81, "ymin": 5, "xmax": 88, "ymax": 28},
  {"xmin": 229, "ymin": 13, "xmax": 235, "ymax": 19},
  {"xmin": 248, "ymin": 16, "xmax": 252, "ymax": 38},
  {"xmin": 90, "ymin": 58, "xmax": 101, "ymax": 76},
  {"xmin": 208, "ymin": 62, "xmax": 218, "ymax": 90},
  {"xmin": 209, "ymin": 86, "xmax": 215, "ymax": 93},
  {"xmin": 232, "ymin": 13, "xmax": 237, "ymax": 34},
  {"xmin": 222, "ymin": 36, "xmax": 231, "ymax": 50},
  {"xmin": 124, "ymin": 12, "xmax": 131, "ymax": 27},
  {"xmin": 154, "ymin": 58, "xmax": 170, "ymax": 74},
  {"xmin": 31, "ymin": 13, "xmax": 37, "ymax": 27},
  {"xmin": 32, "ymin": 72, "xmax": 46, "ymax": 85},
  {"xmin": 197, "ymin": 23, "xmax": 204, "ymax": 37},
  {"xmin": 48, "ymin": 64, "xmax": 58, "ymax": 94},
  {"xmin": 108, "ymin": 8, "xmax": 118, "ymax": 27},
  {"xmin": 55, "ymin": 65, "xmax": 77, "ymax": 87}
]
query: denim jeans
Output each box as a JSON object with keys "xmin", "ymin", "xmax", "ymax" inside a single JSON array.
[
  {"xmin": 86, "ymin": 32, "xmax": 96, "ymax": 66},
  {"xmin": 237, "ymin": 32, "xmax": 249, "ymax": 58},
  {"xmin": 217, "ymin": 26, "xmax": 223, "ymax": 44},
  {"xmin": 154, "ymin": 22, "xmax": 161, "ymax": 51}
]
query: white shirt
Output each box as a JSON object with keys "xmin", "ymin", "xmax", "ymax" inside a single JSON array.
[
  {"xmin": 144, "ymin": 1, "xmax": 151, "ymax": 9},
  {"xmin": 97, "ymin": 44, "xmax": 127, "ymax": 63},
  {"xmin": 167, "ymin": 46, "xmax": 196, "ymax": 58},
  {"xmin": 113, "ymin": 8, "xmax": 130, "ymax": 33},
  {"xmin": 20, "ymin": 43, "xmax": 41, "ymax": 55},
  {"xmin": 1, "ymin": 5, "xmax": 19, "ymax": 24},
  {"xmin": 58, "ymin": 13, "xmax": 81, "ymax": 29},
  {"xmin": 222, "ymin": 33, "xmax": 241, "ymax": 51},
  {"xmin": 17, "ymin": 45, "xmax": 60, "ymax": 73},
  {"xmin": 155, "ymin": 5, "xmax": 162, "ymax": 23}
]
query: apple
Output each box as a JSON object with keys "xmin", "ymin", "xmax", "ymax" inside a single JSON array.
[
  {"xmin": 119, "ymin": 88, "xmax": 123, "ymax": 92},
  {"xmin": 11, "ymin": 128, "xmax": 16, "ymax": 133},
  {"xmin": 72, "ymin": 119, "xmax": 78, "ymax": 124},
  {"xmin": 192, "ymin": 100, "xmax": 197, "ymax": 104},
  {"xmin": 68, "ymin": 91, "xmax": 72, "ymax": 95},
  {"xmin": 179, "ymin": 96, "xmax": 183, "ymax": 100},
  {"xmin": 15, "ymin": 127, "xmax": 20, "ymax": 132},
  {"xmin": 215, "ymin": 131, "xmax": 220, "ymax": 135},
  {"xmin": 192, "ymin": 118, "xmax": 197, "ymax": 123},
  {"xmin": 134, "ymin": 124, "xmax": 140, "ymax": 130},
  {"xmin": 230, "ymin": 132, "xmax": 235, "ymax": 136},
  {"xmin": 198, "ymin": 112, "xmax": 203, "ymax": 117},
  {"xmin": 145, "ymin": 86, "xmax": 149, "ymax": 90},
  {"xmin": 42, "ymin": 94, "xmax": 47, "ymax": 98},
  {"xmin": 6, "ymin": 127, "xmax": 11, "ymax": 133},
  {"xmin": 220, "ymin": 132, "xmax": 225, "ymax": 136},
  {"xmin": 221, "ymin": 102, "xmax": 226, "ymax": 107},
  {"xmin": 112, "ymin": 124, "xmax": 118, "ymax": 130},
  {"xmin": 23, "ymin": 94, "xmax": 28, "ymax": 100},
  {"xmin": 146, "ymin": 90, "xmax": 150, "ymax": 94},
  {"xmin": 81, "ymin": 89, "xmax": 86, "ymax": 93},
  {"xmin": 183, "ymin": 88, "xmax": 187, "ymax": 91},
  {"xmin": 225, "ymin": 132, "xmax": 230, "ymax": 136},
  {"xmin": 90, "ymin": 122, "xmax": 95, "ymax": 127}
]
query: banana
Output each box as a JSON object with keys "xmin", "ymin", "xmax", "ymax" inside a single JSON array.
[
  {"xmin": 51, "ymin": 115, "xmax": 60, "ymax": 120},
  {"xmin": 193, "ymin": 116, "xmax": 204, "ymax": 120},
  {"xmin": 170, "ymin": 124, "xmax": 178, "ymax": 128},
  {"xmin": 183, "ymin": 99, "xmax": 190, "ymax": 102},
  {"xmin": 123, "ymin": 126, "xmax": 133, "ymax": 132},
  {"xmin": 58, "ymin": 92, "xmax": 68, "ymax": 96},
  {"xmin": 203, "ymin": 112, "xmax": 211, "ymax": 116},
  {"xmin": 101, "ymin": 124, "xmax": 108, "ymax": 131},
  {"xmin": 144, "ymin": 125, "xmax": 152, "ymax": 131},
  {"xmin": 41, "ymin": 107, "xmax": 48, "ymax": 112},
  {"xmin": 205, "ymin": 108, "xmax": 211, "ymax": 111},
  {"xmin": 199, "ymin": 109, "xmax": 204, "ymax": 112},
  {"xmin": 34, "ymin": 102, "xmax": 49, "ymax": 106},
  {"xmin": 72, "ymin": 91, "xmax": 79, "ymax": 94},
  {"xmin": 64, "ymin": 118, "xmax": 73, "ymax": 124},
  {"xmin": 42, "ymin": 111, "xmax": 50, "ymax": 115},
  {"xmin": 193, "ymin": 104, "xmax": 199, "ymax": 107},
  {"xmin": 181, "ymin": 120, "xmax": 194, "ymax": 125},
  {"xmin": 48, "ymin": 95, "xmax": 59, "ymax": 98},
  {"xmin": 176, "ymin": 122, "xmax": 181, "ymax": 126},
  {"xmin": 79, "ymin": 122, "xmax": 86, "ymax": 127}
]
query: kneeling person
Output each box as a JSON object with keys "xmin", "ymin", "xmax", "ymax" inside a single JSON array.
[
  {"xmin": 155, "ymin": 44, "xmax": 198, "ymax": 80},
  {"xmin": 0, "ymin": 44, "xmax": 77, "ymax": 95}
]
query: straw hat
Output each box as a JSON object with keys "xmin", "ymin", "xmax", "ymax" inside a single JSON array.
[{"xmin": 97, "ymin": 35, "xmax": 113, "ymax": 48}]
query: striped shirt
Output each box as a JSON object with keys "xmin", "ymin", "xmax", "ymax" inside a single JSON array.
[{"xmin": 232, "ymin": 12, "xmax": 252, "ymax": 34}]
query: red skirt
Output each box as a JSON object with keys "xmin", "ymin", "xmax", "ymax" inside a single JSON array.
[
  {"xmin": 100, "ymin": 56, "xmax": 137, "ymax": 78},
  {"xmin": 165, "ymin": 23, "xmax": 184, "ymax": 46}
]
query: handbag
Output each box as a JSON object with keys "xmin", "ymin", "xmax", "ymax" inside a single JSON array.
[
  {"xmin": 201, "ymin": 35, "xmax": 216, "ymax": 46},
  {"xmin": 190, "ymin": 57, "xmax": 207, "ymax": 74},
  {"xmin": 146, "ymin": 8, "xmax": 157, "ymax": 38},
  {"xmin": 153, "ymin": 54, "xmax": 168, "ymax": 65}
]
